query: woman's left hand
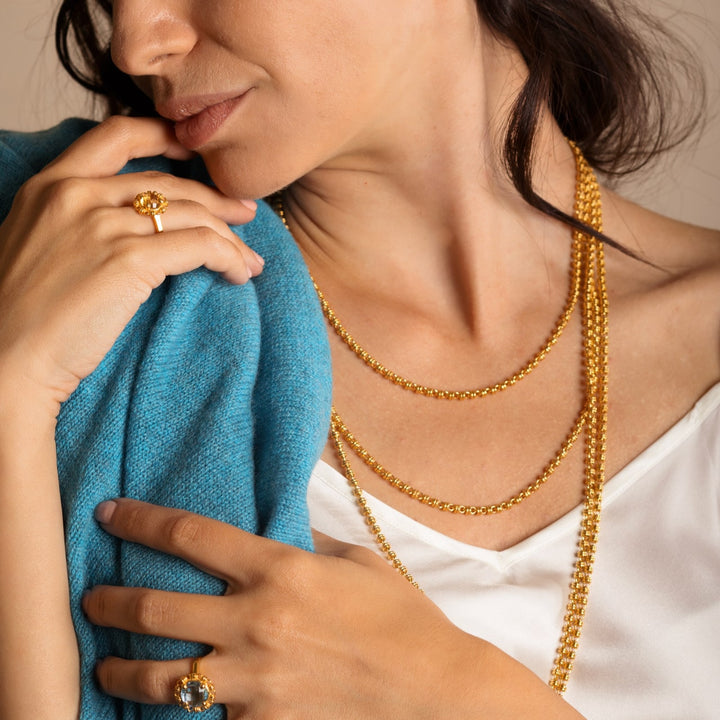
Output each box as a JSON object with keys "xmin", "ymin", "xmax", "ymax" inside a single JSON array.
[{"xmin": 84, "ymin": 499, "xmax": 585, "ymax": 720}]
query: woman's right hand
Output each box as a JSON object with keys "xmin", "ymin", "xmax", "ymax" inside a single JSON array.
[{"xmin": 0, "ymin": 116, "xmax": 261, "ymax": 415}]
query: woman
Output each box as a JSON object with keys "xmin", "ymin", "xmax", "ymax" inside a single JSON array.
[{"xmin": 1, "ymin": 1, "xmax": 718, "ymax": 718}]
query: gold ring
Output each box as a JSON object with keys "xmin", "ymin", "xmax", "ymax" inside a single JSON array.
[
  {"xmin": 133, "ymin": 190, "xmax": 168, "ymax": 233},
  {"xmin": 174, "ymin": 658, "xmax": 216, "ymax": 713}
]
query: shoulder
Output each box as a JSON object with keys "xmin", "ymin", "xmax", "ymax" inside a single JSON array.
[
  {"xmin": 603, "ymin": 188, "xmax": 720, "ymax": 296},
  {"xmin": 603, "ymin": 188, "xmax": 720, "ymax": 401}
]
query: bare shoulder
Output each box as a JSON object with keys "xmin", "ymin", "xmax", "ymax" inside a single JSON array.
[
  {"xmin": 601, "ymin": 188, "xmax": 720, "ymax": 419},
  {"xmin": 602, "ymin": 187, "xmax": 720, "ymax": 298}
]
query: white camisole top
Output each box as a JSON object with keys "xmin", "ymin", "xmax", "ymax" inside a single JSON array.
[{"xmin": 308, "ymin": 383, "xmax": 720, "ymax": 720}]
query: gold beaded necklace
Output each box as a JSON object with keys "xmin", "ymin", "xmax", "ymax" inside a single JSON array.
[
  {"xmin": 312, "ymin": 249, "xmax": 582, "ymax": 399},
  {"xmin": 280, "ymin": 205, "xmax": 583, "ymax": 400},
  {"xmin": 331, "ymin": 403, "xmax": 587, "ymax": 516},
  {"xmin": 274, "ymin": 142, "xmax": 607, "ymax": 693},
  {"xmin": 273, "ymin": 142, "xmax": 588, "ymax": 517}
]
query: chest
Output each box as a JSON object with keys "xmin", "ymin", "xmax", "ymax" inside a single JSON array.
[
  {"xmin": 310, "ymin": 411, "xmax": 720, "ymax": 717},
  {"xmin": 320, "ymin": 294, "xmax": 720, "ymax": 550}
]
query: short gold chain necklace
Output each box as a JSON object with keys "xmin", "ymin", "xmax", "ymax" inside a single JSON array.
[
  {"xmin": 275, "ymin": 212, "xmax": 583, "ymax": 402},
  {"xmin": 274, "ymin": 143, "xmax": 607, "ymax": 693}
]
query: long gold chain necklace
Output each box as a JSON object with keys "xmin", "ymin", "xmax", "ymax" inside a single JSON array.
[
  {"xmin": 331, "ymin": 403, "xmax": 587, "ymax": 516},
  {"xmin": 274, "ymin": 143, "xmax": 607, "ymax": 693}
]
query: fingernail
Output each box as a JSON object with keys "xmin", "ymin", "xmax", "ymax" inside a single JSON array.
[
  {"xmin": 94, "ymin": 500, "xmax": 117, "ymax": 524},
  {"xmin": 240, "ymin": 199, "xmax": 257, "ymax": 211},
  {"xmin": 248, "ymin": 251, "xmax": 265, "ymax": 278}
]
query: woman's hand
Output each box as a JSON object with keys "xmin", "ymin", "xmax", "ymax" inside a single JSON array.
[
  {"xmin": 84, "ymin": 499, "xmax": 586, "ymax": 720},
  {"xmin": 0, "ymin": 116, "xmax": 261, "ymax": 720},
  {"xmin": 0, "ymin": 116, "xmax": 260, "ymax": 414}
]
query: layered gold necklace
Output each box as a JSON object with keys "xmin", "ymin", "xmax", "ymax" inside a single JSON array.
[{"xmin": 273, "ymin": 142, "xmax": 607, "ymax": 694}]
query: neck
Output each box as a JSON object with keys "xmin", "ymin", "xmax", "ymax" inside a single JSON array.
[{"xmin": 282, "ymin": 14, "xmax": 579, "ymax": 335}]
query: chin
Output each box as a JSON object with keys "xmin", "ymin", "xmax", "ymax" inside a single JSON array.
[{"xmin": 201, "ymin": 145, "xmax": 301, "ymax": 202}]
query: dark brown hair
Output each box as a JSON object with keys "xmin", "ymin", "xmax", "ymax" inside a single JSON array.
[
  {"xmin": 55, "ymin": 0, "xmax": 705, "ymax": 241},
  {"xmin": 55, "ymin": 0, "xmax": 155, "ymax": 116}
]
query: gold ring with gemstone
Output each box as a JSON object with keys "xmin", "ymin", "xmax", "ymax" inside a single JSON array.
[
  {"xmin": 133, "ymin": 190, "xmax": 168, "ymax": 233},
  {"xmin": 174, "ymin": 658, "xmax": 216, "ymax": 713}
]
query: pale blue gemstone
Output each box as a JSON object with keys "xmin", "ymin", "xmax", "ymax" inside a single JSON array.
[{"xmin": 180, "ymin": 680, "xmax": 209, "ymax": 709}]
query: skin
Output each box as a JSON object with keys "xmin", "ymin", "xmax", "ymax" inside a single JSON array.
[{"xmin": 1, "ymin": 0, "xmax": 719, "ymax": 718}]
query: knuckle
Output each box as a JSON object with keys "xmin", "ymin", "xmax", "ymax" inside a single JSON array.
[
  {"xmin": 262, "ymin": 548, "xmax": 309, "ymax": 591},
  {"xmin": 110, "ymin": 239, "xmax": 163, "ymax": 287},
  {"xmin": 133, "ymin": 590, "xmax": 171, "ymax": 632},
  {"xmin": 111, "ymin": 238, "xmax": 145, "ymax": 270},
  {"xmin": 44, "ymin": 176, "xmax": 88, "ymax": 213},
  {"xmin": 191, "ymin": 225, "xmax": 223, "ymax": 246},
  {"xmin": 242, "ymin": 664, "xmax": 291, "ymax": 717},
  {"xmin": 252, "ymin": 604, "xmax": 297, "ymax": 646},
  {"xmin": 281, "ymin": 549, "xmax": 316, "ymax": 584},
  {"xmin": 139, "ymin": 169, "xmax": 175, "ymax": 188},
  {"xmin": 105, "ymin": 240, "xmax": 166, "ymax": 298},
  {"xmin": 135, "ymin": 665, "xmax": 170, "ymax": 703},
  {"xmin": 86, "ymin": 205, "xmax": 117, "ymax": 234},
  {"xmin": 101, "ymin": 114, "xmax": 135, "ymax": 141},
  {"xmin": 164, "ymin": 512, "xmax": 202, "ymax": 552},
  {"xmin": 242, "ymin": 579, "xmax": 300, "ymax": 647}
]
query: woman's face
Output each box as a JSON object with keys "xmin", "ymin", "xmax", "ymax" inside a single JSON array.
[{"xmin": 111, "ymin": 0, "xmax": 443, "ymax": 199}]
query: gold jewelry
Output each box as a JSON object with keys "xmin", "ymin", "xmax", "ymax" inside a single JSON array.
[
  {"xmin": 133, "ymin": 190, "xmax": 168, "ymax": 233},
  {"xmin": 274, "ymin": 199, "xmax": 583, "ymax": 400},
  {"xmin": 328, "ymin": 143, "xmax": 607, "ymax": 694},
  {"xmin": 174, "ymin": 658, "xmax": 216, "ymax": 713},
  {"xmin": 331, "ymin": 404, "xmax": 587, "ymax": 515}
]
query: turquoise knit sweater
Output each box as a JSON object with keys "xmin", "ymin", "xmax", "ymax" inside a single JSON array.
[{"xmin": 0, "ymin": 119, "xmax": 333, "ymax": 719}]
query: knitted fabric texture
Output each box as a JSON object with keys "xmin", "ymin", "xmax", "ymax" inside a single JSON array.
[{"xmin": 0, "ymin": 119, "xmax": 333, "ymax": 720}]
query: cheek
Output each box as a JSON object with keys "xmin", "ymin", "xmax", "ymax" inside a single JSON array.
[{"xmin": 195, "ymin": 19, "xmax": 398, "ymax": 198}]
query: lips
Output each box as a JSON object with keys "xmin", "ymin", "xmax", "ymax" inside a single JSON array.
[{"xmin": 158, "ymin": 91, "xmax": 251, "ymax": 149}]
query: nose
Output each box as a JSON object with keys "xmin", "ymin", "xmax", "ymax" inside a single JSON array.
[{"xmin": 110, "ymin": 0, "xmax": 197, "ymax": 77}]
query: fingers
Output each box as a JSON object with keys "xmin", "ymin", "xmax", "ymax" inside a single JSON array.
[
  {"xmin": 112, "ymin": 202, "xmax": 263, "ymax": 282},
  {"xmin": 44, "ymin": 117, "xmax": 191, "ymax": 179},
  {"xmin": 311, "ymin": 529, "xmax": 392, "ymax": 572},
  {"xmin": 37, "ymin": 164, "xmax": 254, "ymax": 228},
  {"xmin": 42, "ymin": 117, "xmax": 256, "ymax": 225},
  {"xmin": 94, "ymin": 499, "xmax": 297, "ymax": 586},
  {"xmin": 106, "ymin": 223, "xmax": 261, "ymax": 284},
  {"xmin": 95, "ymin": 654, "xmax": 251, "ymax": 708},
  {"xmin": 96, "ymin": 657, "xmax": 182, "ymax": 706},
  {"xmin": 33, "ymin": 173, "xmax": 262, "ymax": 280},
  {"xmin": 95, "ymin": 656, "xmax": 209, "ymax": 706},
  {"xmin": 83, "ymin": 586, "xmax": 223, "ymax": 645},
  {"xmin": 105, "ymin": 171, "xmax": 256, "ymax": 226}
]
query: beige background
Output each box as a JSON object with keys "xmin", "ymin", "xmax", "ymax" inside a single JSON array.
[{"xmin": 1, "ymin": 0, "xmax": 719, "ymax": 228}]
